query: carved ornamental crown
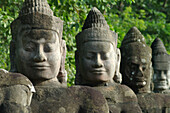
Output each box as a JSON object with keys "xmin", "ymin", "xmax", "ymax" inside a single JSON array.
[
  {"xmin": 11, "ymin": 0, "xmax": 63, "ymax": 39},
  {"xmin": 120, "ymin": 27, "xmax": 152, "ymax": 60},
  {"xmin": 76, "ymin": 7, "xmax": 118, "ymax": 49}
]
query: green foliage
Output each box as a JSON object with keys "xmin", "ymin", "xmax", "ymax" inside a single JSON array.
[
  {"xmin": 0, "ymin": 0, "xmax": 169, "ymax": 86},
  {"xmin": 0, "ymin": 0, "xmax": 24, "ymax": 70}
]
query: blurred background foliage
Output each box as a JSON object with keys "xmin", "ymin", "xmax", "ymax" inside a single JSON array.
[{"xmin": 0, "ymin": 0, "xmax": 169, "ymax": 86}]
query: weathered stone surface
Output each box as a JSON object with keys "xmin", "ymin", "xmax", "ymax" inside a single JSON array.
[
  {"xmin": 120, "ymin": 27, "xmax": 170, "ymax": 113},
  {"xmin": 93, "ymin": 84, "xmax": 142, "ymax": 113},
  {"xmin": 120, "ymin": 26, "xmax": 152, "ymax": 94},
  {"xmin": 31, "ymin": 86, "xmax": 109, "ymax": 113},
  {"xmin": 7, "ymin": 1, "xmax": 109, "ymax": 113},
  {"xmin": 75, "ymin": 7, "xmax": 121, "ymax": 86},
  {"xmin": 137, "ymin": 93, "xmax": 170, "ymax": 113},
  {"xmin": 57, "ymin": 40, "xmax": 67, "ymax": 86},
  {"xmin": 151, "ymin": 38, "xmax": 170, "ymax": 94},
  {"xmin": 0, "ymin": 69, "xmax": 34, "ymax": 113},
  {"xmin": 75, "ymin": 8, "xmax": 142, "ymax": 113}
]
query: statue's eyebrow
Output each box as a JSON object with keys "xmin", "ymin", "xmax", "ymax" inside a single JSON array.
[{"xmin": 127, "ymin": 57, "xmax": 138, "ymax": 62}]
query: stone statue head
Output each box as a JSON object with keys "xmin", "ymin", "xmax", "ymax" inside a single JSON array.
[
  {"xmin": 151, "ymin": 38, "xmax": 170, "ymax": 93},
  {"xmin": 75, "ymin": 7, "xmax": 121, "ymax": 86},
  {"xmin": 10, "ymin": 0, "xmax": 66, "ymax": 86},
  {"xmin": 120, "ymin": 27, "xmax": 152, "ymax": 93}
]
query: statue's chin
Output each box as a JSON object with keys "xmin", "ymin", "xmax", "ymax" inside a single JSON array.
[
  {"xmin": 154, "ymin": 85, "xmax": 168, "ymax": 90},
  {"xmin": 154, "ymin": 81, "xmax": 168, "ymax": 90},
  {"xmin": 135, "ymin": 81, "xmax": 146, "ymax": 88},
  {"xmin": 92, "ymin": 75, "xmax": 110, "ymax": 83}
]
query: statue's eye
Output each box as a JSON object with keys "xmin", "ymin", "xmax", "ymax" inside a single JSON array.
[
  {"xmin": 86, "ymin": 53, "xmax": 93, "ymax": 59},
  {"xmin": 44, "ymin": 43, "xmax": 55, "ymax": 52},
  {"xmin": 163, "ymin": 70, "xmax": 168, "ymax": 75},
  {"xmin": 142, "ymin": 66, "xmax": 146, "ymax": 71},
  {"xmin": 153, "ymin": 69, "xmax": 159, "ymax": 74},
  {"xmin": 101, "ymin": 52, "xmax": 109, "ymax": 60},
  {"xmin": 129, "ymin": 63, "xmax": 137, "ymax": 74},
  {"xmin": 24, "ymin": 42, "xmax": 35, "ymax": 52},
  {"xmin": 131, "ymin": 64, "xmax": 136, "ymax": 70}
]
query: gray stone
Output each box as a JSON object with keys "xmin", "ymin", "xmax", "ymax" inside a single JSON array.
[
  {"xmin": 0, "ymin": 69, "xmax": 34, "ymax": 113},
  {"xmin": 8, "ymin": 1, "xmax": 109, "ymax": 113},
  {"xmin": 31, "ymin": 86, "xmax": 109, "ymax": 113},
  {"xmin": 75, "ymin": 7, "xmax": 142, "ymax": 113},
  {"xmin": 120, "ymin": 27, "xmax": 152, "ymax": 94},
  {"xmin": 151, "ymin": 38, "xmax": 170, "ymax": 94},
  {"xmin": 93, "ymin": 85, "xmax": 142, "ymax": 113},
  {"xmin": 137, "ymin": 93, "xmax": 170, "ymax": 113},
  {"xmin": 120, "ymin": 27, "xmax": 170, "ymax": 113},
  {"xmin": 10, "ymin": 0, "xmax": 66, "ymax": 86}
]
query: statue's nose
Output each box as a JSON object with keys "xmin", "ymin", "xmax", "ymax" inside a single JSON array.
[
  {"xmin": 159, "ymin": 71, "xmax": 166, "ymax": 80},
  {"xmin": 92, "ymin": 54, "xmax": 103, "ymax": 68},
  {"xmin": 137, "ymin": 67, "xmax": 144, "ymax": 77},
  {"xmin": 33, "ymin": 47, "xmax": 47, "ymax": 62}
]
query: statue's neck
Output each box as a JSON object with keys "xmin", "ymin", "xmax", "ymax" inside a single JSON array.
[
  {"xmin": 132, "ymin": 85, "xmax": 151, "ymax": 94},
  {"xmin": 32, "ymin": 78, "xmax": 61, "ymax": 87},
  {"xmin": 122, "ymin": 76, "xmax": 151, "ymax": 94},
  {"xmin": 80, "ymin": 79, "xmax": 115, "ymax": 87},
  {"xmin": 154, "ymin": 89, "xmax": 169, "ymax": 93}
]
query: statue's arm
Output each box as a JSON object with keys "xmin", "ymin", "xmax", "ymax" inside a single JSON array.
[{"xmin": 0, "ymin": 69, "xmax": 35, "ymax": 113}]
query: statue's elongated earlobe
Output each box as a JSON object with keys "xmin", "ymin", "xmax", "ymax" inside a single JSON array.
[
  {"xmin": 10, "ymin": 40, "xmax": 17, "ymax": 72},
  {"xmin": 113, "ymin": 48, "xmax": 122, "ymax": 83}
]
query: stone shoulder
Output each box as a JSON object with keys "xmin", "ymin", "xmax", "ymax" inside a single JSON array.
[
  {"xmin": 137, "ymin": 92, "xmax": 170, "ymax": 108},
  {"xmin": 116, "ymin": 84, "xmax": 138, "ymax": 102},
  {"xmin": 93, "ymin": 83, "xmax": 138, "ymax": 103},
  {"xmin": 0, "ymin": 69, "xmax": 34, "ymax": 92}
]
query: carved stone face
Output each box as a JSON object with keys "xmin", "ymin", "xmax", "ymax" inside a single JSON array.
[
  {"xmin": 79, "ymin": 41, "xmax": 117, "ymax": 85},
  {"xmin": 153, "ymin": 65, "xmax": 170, "ymax": 90},
  {"xmin": 123, "ymin": 55, "xmax": 151, "ymax": 88},
  {"xmin": 15, "ymin": 29, "xmax": 61, "ymax": 81}
]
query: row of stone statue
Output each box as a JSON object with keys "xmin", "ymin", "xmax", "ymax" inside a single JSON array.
[{"xmin": 0, "ymin": 0, "xmax": 169, "ymax": 113}]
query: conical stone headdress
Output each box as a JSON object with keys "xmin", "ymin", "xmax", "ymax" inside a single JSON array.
[
  {"xmin": 76, "ymin": 7, "xmax": 117, "ymax": 50},
  {"xmin": 82, "ymin": 7, "xmax": 109, "ymax": 30},
  {"xmin": 120, "ymin": 27, "xmax": 152, "ymax": 60},
  {"xmin": 11, "ymin": 0, "xmax": 63, "ymax": 39},
  {"xmin": 151, "ymin": 38, "xmax": 170, "ymax": 70},
  {"xmin": 121, "ymin": 26, "xmax": 146, "ymax": 45},
  {"xmin": 151, "ymin": 38, "xmax": 167, "ymax": 55}
]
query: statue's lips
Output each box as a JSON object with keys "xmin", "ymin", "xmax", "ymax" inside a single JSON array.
[
  {"xmin": 90, "ymin": 69, "xmax": 106, "ymax": 74},
  {"xmin": 154, "ymin": 80, "xmax": 167, "ymax": 85},
  {"xmin": 134, "ymin": 77, "xmax": 147, "ymax": 86},
  {"xmin": 134, "ymin": 77, "xmax": 146, "ymax": 82},
  {"xmin": 31, "ymin": 64, "xmax": 50, "ymax": 70}
]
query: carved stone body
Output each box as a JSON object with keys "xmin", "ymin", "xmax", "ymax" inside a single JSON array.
[
  {"xmin": 31, "ymin": 86, "xmax": 109, "ymax": 113},
  {"xmin": 93, "ymin": 84, "xmax": 142, "ymax": 113},
  {"xmin": 75, "ymin": 7, "xmax": 142, "ymax": 113},
  {"xmin": 137, "ymin": 93, "xmax": 170, "ymax": 113}
]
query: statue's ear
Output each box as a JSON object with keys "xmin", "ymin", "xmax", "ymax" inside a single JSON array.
[
  {"xmin": 150, "ymin": 62, "xmax": 154, "ymax": 91},
  {"xmin": 113, "ymin": 48, "xmax": 122, "ymax": 83},
  {"xmin": 75, "ymin": 50, "xmax": 81, "ymax": 85},
  {"xmin": 75, "ymin": 50, "xmax": 79, "ymax": 69},
  {"xmin": 10, "ymin": 40, "xmax": 17, "ymax": 72},
  {"xmin": 57, "ymin": 40, "xmax": 67, "ymax": 84}
]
